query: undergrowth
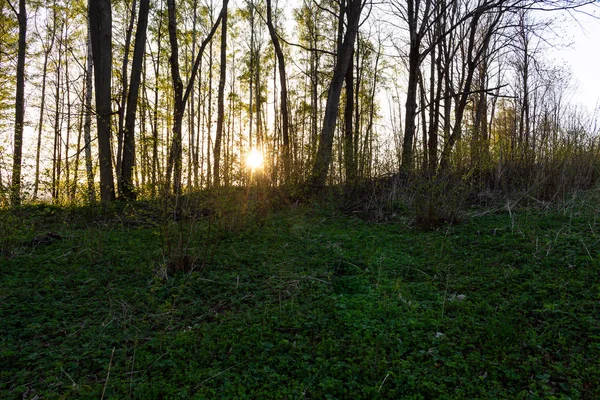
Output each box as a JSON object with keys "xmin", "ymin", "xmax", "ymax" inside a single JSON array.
[{"xmin": 1, "ymin": 190, "xmax": 599, "ymax": 398}]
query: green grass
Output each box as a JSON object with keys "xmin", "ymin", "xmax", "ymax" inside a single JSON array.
[{"xmin": 1, "ymin": 198, "xmax": 599, "ymax": 399}]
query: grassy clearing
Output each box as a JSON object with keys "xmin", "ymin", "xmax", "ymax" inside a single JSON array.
[{"xmin": 1, "ymin": 195, "xmax": 599, "ymax": 399}]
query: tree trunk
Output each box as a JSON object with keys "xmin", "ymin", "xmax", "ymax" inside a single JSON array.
[
  {"xmin": 364, "ymin": 44, "xmax": 381, "ymax": 179},
  {"xmin": 166, "ymin": 0, "xmax": 186, "ymax": 196},
  {"xmin": 310, "ymin": 0, "xmax": 362, "ymax": 189},
  {"xmin": 116, "ymin": 0, "xmax": 138, "ymax": 192},
  {"xmin": 83, "ymin": 26, "xmax": 96, "ymax": 203},
  {"xmin": 213, "ymin": 3, "xmax": 227, "ymax": 187},
  {"xmin": 401, "ymin": 42, "xmax": 420, "ymax": 173},
  {"xmin": 11, "ymin": 0, "xmax": 26, "ymax": 206},
  {"xmin": 427, "ymin": 31, "xmax": 443, "ymax": 174},
  {"xmin": 188, "ymin": 0, "xmax": 198, "ymax": 189},
  {"xmin": 343, "ymin": 48, "xmax": 355, "ymax": 184},
  {"xmin": 33, "ymin": 21, "xmax": 55, "ymax": 200},
  {"xmin": 418, "ymin": 72, "xmax": 428, "ymax": 171},
  {"xmin": 166, "ymin": 0, "xmax": 228, "ymax": 195},
  {"xmin": 151, "ymin": 4, "xmax": 163, "ymax": 196},
  {"xmin": 52, "ymin": 21, "xmax": 64, "ymax": 203},
  {"xmin": 206, "ymin": 39, "xmax": 213, "ymax": 187},
  {"xmin": 266, "ymin": 0, "xmax": 290, "ymax": 182},
  {"xmin": 249, "ymin": 3, "xmax": 254, "ymax": 150},
  {"xmin": 64, "ymin": 22, "xmax": 72, "ymax": 202},
  {"xmin": 121, "ymin": 0, "xmax": 150, "ymax": 200},
  {"xmin": 89, "ymin": 0, "xmax": 116, "ymax": 201}
]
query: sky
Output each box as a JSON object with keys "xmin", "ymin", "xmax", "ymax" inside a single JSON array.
[{"xmin": 543, "ymin": 5, "xmax": 600, "ymax": 112}]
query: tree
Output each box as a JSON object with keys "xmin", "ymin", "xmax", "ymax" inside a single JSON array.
[
  {"xmin": 9, "ymin": 0, "xmax": 26, "ymax": 205},
  {"xmin": 165, "ymin": 0, "xmax": 228, "ymax": 195},
  {"xmin": 265, "ymin": 0, "xmax": 290, "ymax": 182},
  {"xmin": 116, "ymin": 0, "xmax": 138, "ymax": 192},
  {"xmin": 83, "ymin": 25, "xmax": 96, "ymax": 202},
  {"xmin": 120, "ymin": 0, "xmax": 151, "ymax": 200},
  {"xmin": 310, "ymin": 0, "xmax": 365, "ymax": 189},
  {"xmin": 439, "ymin": 7, "xmax": 504, "ymax": 170},
  {"xmin": 213, "ymin": 1, "xmax": 228, "ymax": 187},
  {"xmin": 89, "ymin": 0, "xmax": 116, "ymax": 201},
  {"xmin": 343, "ymin": 47, "xmax": 356, "ymax": 183},
  {"xmin": 51, "ymin": 16, "xmax": 63, "ymax": 203},
  {"xmin": 390, "ymin": 0, "xmax": 437, "ymax": 173},
  {"xmin": 33, "ymin": 5, "xmax": 56, "ymax": 200}
]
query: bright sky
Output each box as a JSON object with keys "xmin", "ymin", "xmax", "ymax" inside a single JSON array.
[{"xmin": 544, "ymin": 5, "xmax": 600, "ymax": 111}]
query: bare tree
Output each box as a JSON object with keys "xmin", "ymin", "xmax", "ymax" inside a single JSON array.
[
  {"xmin": 390, "ymin": 0, "xmax": 437, "ymax": 173},
  {"xmin": 439, "ymin": 8, "xmax": 504, "ymax": 170}
]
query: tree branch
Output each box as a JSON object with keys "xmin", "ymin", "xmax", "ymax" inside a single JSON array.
[{"xmin": 6, "ymin": 0, "xmax": 18, "ymax": 17}]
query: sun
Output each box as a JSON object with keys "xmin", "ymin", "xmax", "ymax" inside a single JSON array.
[{"xmin": 246, "ymin": 148, "xmax": 264, "ymax": 171}]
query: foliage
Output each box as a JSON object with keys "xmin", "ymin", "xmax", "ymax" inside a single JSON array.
[{"xmin": 1, "ymin": 190, "xmax": 599, "ymax": 398}]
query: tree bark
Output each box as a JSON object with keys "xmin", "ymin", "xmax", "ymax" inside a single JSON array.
[
  {"xmin": 10, "ymin": 0, "xmax": 26, "ymax": 206},
  {"xmin": 83, "ymin": 26, "xmax": 96, "ymax": 203},
  {"xmin": 343, "ymin": 48, "xmax": 356, "ymax": 184},
  {"xmin": 89, "ymin": 0, "xmax": 116, "ymax": 201},
  {"xmin": 266, "ymin": 0, "xmax": 290, "ymax": 183},
  {"xmin": 33, "ymin": 15, "xmax": 55, "ymax": 200},
  {"xmin": 400, "ymin": 22, "xmax": 420, "ymax": 173},
  {"xmin": 166, "ymin": 0, "xmax": 228, "ymax": 195},
  {"xmin": 213, "ymin": 3, "xmax": 227, "ymax": 187},
  {"xmin": 120, "ymin": 0, "xmax": 150, "ymax": 200},
  {"xmin": 150, "ymin": 4, "xmax": 163, "ymax": 196},
  {"xmin": 310, "ymin": 0, "xmax": 363, "ymax": 189},
  {"xmin": 116, "ymin": 0, "xmax": 138, "ymax": 191},
  {"xmin": 52, "ymin": 20, "xmax": 64, "ymax": 203},
  {"xmin": 64, "ymin": 21, "xmax": 72, "ymax": 202}
]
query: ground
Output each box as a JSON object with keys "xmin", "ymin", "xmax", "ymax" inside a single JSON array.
[{"xmin": 1, "ymin": 194, "xmax": 599, "ymax": 398}]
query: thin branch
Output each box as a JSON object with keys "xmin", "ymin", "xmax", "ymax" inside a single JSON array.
[
  {"xmin": 6, "ymin": 0, "xmax": 18, "ymax": 17},
  {"xmin": 183, "ymin": 0, "xmax": 228, "ymax": 105}
]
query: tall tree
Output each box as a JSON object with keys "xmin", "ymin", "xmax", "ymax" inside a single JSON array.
[
  {"xmin": 83, "ymin": 25, "xmax": 96, "ymax": 202},
  {"xmin": 343, "ymin": 48, "xmax": 356, "ymax": 183},
  {"xmin": 33, "ymin": 6, "xmax": 57, "ymax": 200},
  {"xmin": 120, "ymin": 0, "xmax": 151, "ymax": 200},
  {"xmin": 310, "ymin": 0, "xmax": 364, "ymax": 189},
  {"xmin": 390, "ymin": 0, "xmax": 438, "ymax": 173},
  {"xmin": 266, "ymin": 0, "xmax": 290, "ymax": 183},
  {"xmin": 213, "ymin": 1, "xmax": 228, "ymax": 187},
  {"xmin": 51, "ymin": 19, "xmax": 64, "ymax": 202},
  {"xmin": 89, "ymin": 0, "xmax": 116, "ymax": 201},
  {"xmin": 165, "ymin": 0, "xmax": 228, "ymax": 195},
  {"xmin": 9, "ymin": 0, "xmax": 27, "ymax": 205},
  {"xmin": 439, "ymin": 8, "xmax": 503, "ymax": 170},
  {"xmin": 116, "ymin": 0, "xmax": 138, "ymax": 191}
]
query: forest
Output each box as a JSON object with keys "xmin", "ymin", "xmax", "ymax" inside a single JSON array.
[
  {"xmin": 0, "ymin": 0, "xmax": 597, "ymax": 203},
  {"xmin": 1, "ymin": 0, "xmax": 600, "ymax": 398}
]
